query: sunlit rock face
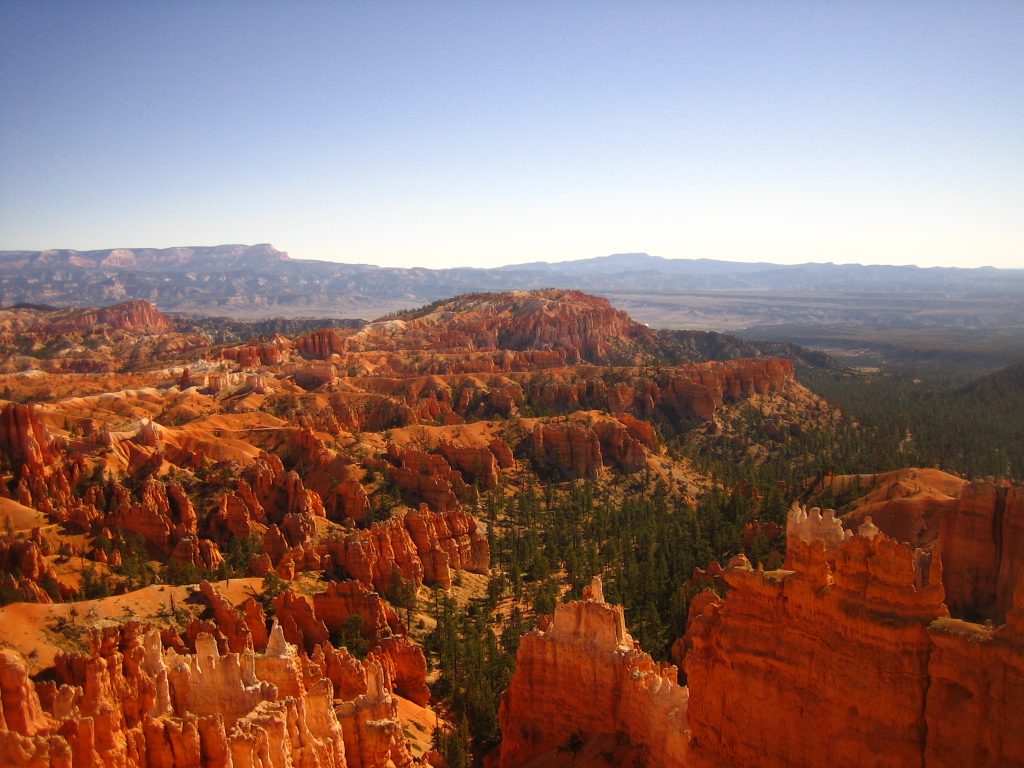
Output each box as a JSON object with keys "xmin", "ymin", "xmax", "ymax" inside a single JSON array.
[
  {"xmin": 684, "ymin": 494, "xmax": 1024, "ymax": 768},
  {"xmin": 495, "ymin": 489, "xmax": 1024, "ymax": 768},
  {"xmin": 0, "ymin": 621, "xmax": 421, "ymax": 768},
  {"xmin": 498, "ymin": 577, "xmax": 690, "ymax": 768},
  {"xmin": 939, "ymin": 482, "xmax": 1024, "ymax": 623}
]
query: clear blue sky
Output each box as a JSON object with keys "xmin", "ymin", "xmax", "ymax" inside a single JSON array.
[{"xmin": 1, "ymin": 1, "xmax": 1021, "ymax": 269}]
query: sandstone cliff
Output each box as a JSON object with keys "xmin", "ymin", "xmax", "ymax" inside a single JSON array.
[
  {"xmin": 498, "ymin": 577, "xmax": 689, "ymax": 768},
  {"xmin": 495, "ymin": 487, "xmax": 1024, "ymax": 768},
  {"xmin": 683, "ymin": 496, "xmax": 1024, "ymax": 768},
  {"xmin": 939, "ymin": 482, "xmax": 1024, "ymax": 623},
  {"xmin": 322, "ymin": 506, "xmax": 489, "ymax": 591}
]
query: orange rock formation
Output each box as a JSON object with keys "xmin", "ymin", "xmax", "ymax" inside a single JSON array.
[
  {"xmin": 0, "ymin": 620, "xmax": 422, "ymax": 768},
  {"xmin": 0, "ymin": 289, "xmax": 820, "ymax": 768},
  {"xmin": 496, "ymin": 484, "xmax": 1024, "ymax": 768},
  {"xmin": 683, "ymin": 494, "xmax": 1024, "ymax": 768},
  {"xmin": 498, "ymin": 577, "xmax": 690, "ymax": 768}
]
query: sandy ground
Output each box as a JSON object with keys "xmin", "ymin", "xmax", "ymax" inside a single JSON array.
[
  {"xmin": 827, "ymin": 467, "xmax": 967, "ymax": 543},
  {"xmin": 396, "ymin": 695, "xmax": 445, "ymax": 758},
  {"xmin": 0, "ymin": 577, "xmax": 265, "ymax": 674},
  {"xmin": 0, "ymin": 497, "xmax": 48, "ymax": 531}
]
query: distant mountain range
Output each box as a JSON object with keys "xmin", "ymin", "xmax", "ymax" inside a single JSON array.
[
  {"xmin": 498, "ymin": 250, "xmax": 1022, "ymax": 288},
  {"xmin": 1, "ymin": 244, "xmax": 1022, "ymax": 328}
]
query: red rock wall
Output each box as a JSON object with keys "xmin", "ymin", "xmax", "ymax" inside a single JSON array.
[
  {"xmin": 387, "ymin": 446, "xmax": 468, "ymax": 513},
  {"xmin": 1, "ymin": 623, "xmax": 350, "ymax": 768},
  {"xmin": 43, "ymin": 300, "xmax": 173, "ymax": 335},
  {"xmin": 323, "ymin": 505, "xmax": 488, "ymax": 591},
  {"xmin": 683, "ymin": 498, "xmax": 1024, "ymax": 768},
  {"xmin": 926, "ymin": 609, "xmax": 1024, "ymax": 767},
  {"xmin": 0, "ymin": 404, "xmax": 53, "ymax": 475},
  {"xmin": 941, "ymin": 483, "xmax": 1024, "ymax": 623},
  {"xmin": 498, "ymin": 578, "xmax": 690, "ymax": 768},
  {"xmin": 518, "ymin": 422, "xmax": 603, "ymax": 480}
]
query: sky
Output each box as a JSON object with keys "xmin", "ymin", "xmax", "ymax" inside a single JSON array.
[{"xmin": 1, "ymin": 1, "xmax": 1022, "ymax": 270}]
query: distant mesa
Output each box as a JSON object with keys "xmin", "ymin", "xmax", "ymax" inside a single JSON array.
[
  {"xmin": 1, "ymin": 243, "xmax": 1023, "ymax": 324},
  {"xmin": 0, "ymin": 290, "xmax": 825, "ymax": 377},
  {"xmin": 0, "ymin": 243, "xmax": 290, "ymax": 271}
]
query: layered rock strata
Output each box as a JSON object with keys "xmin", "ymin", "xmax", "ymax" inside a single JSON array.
[
  {"xmin": 684, "ymin": 501, "xmax": 1024, "ymax": 768},
  {"xmin": 939, "ymin": 482, "xmax": 1024, "ymax": 623},
  {"xmin": 0, "ymin": 621, "xmax": 419, "ymax": 768},
  {"xmin": 498, "ymin": 577, "xmax": 689, "ymax": 768},
  {"xmin": 323, "ymin": 506, "xmax": 489, "ymax": 591},
  {"xmin": 496, "ymin": 492, "xmax": 1024, "ymax": 768}
]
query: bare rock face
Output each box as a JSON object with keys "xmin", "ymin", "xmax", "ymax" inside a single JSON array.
[
  {"xmin": 387, "ymin": 446, "xmax": 468, "ymax": 514},
  {"xmin": 297, "ymin": 328, "xmax": 349, "ymax": 359},
  {"xmin": 324, "ymin": 505, "xmax": 488, "ymax": 591},
  {"xmin": 336, "ymin": 478, "xmax": 371, "ymax": 524},
  {"xmin": 591, "ymin": 416, "xmax": 655, "ymax": 473},
  {"xmin": 314, "ymin": 581, "xmax": 402, "ymax": 646},
  {"xmin": 655, "ymin": 359, "xmax": 794, "ymax": 421},
  {"xmin": 0, "ymin": 648, "xmax": 48, "ymax": 736},
  {"xmin": 0, "ymin": 404, "xmax": 53, "ymax": 476},
  {"xmin": 926, "ymin": 597, "xmax": 1024, "ymax": 768},
  {"xmin": 325, "ymin": 516, "xmax": 426, "ymax": 592},
  {"xmin": 940, "ymin": 482, "xmax": 1024, "ymax": 623},
  {"xmin": 488, "ymin": 436, "xmax": 515, "ymax": 469},
  {"xmin": 683, "ymin": 497, "xmax": 1024, "ymax": 768},
  {"xmin": 333, "ymin": 658, "xmax": 415, "ymax": 768},
  {"xmin": 0, "ymin": 537, "xmax": 66, "ymax": 603},
  {"xmin": 271, "ymin": 581, "xmax": 430, "ymax": 707},
  {"xmin": 40, "ymin": 300, "xmax": 173, "ymax": 335},
  {"xmin": 0, "ymin": 623, "xmax": 351, "ymax": 768},
  {"xmin": 403, "ymin": 505, "xmax": 490, "ymax": 588},
  {"xmin": 275, "ymin": 588, "xmax": 332, "ymax": 650},
  {"xmin": 373, "ymin": 637, "xmax": 430, "ymax": 707},
  {"xmin": 196, "ymin": 580, "xmax": 268, "ymax": 653},
  {"xmin": 437, "ymin": 441, "xmax": 500, "ymax": 489},
  {"xmin": 518, "ymin": 422, "xmax": 603, "ymax": 480},
  {"xmin": 0, "ymin": 620, "xmax": 426, "ymax": 768},
  {"xmin": 347, "ymin": 290, "xmax": 651, "ymax": 364},
  {"xmin": 105, "ymin": 479, "xmax": 177, "ymax": 550},
  {"xmin": 498, "ymin": 577, "xmax": 690, "ymax": 768},
  {"xmin": 220, "ymin": 336, "xmax": 294, "ymax": 367},
  {"xmin": 835, "ymin": 467, "xmax": 965, "ymax": 545}
]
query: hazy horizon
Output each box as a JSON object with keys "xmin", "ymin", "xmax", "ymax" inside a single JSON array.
[
  {"xmin": 3, "ymin": 243, "xmax": 1021, "ymax": 273},
  {"xmin": 2, "ymin": 2, "xmax": 1022, "ymax": 270}
]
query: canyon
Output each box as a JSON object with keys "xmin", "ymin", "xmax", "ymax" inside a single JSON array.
[
  {"xmin": 0, "ymin": 290, "xmax": 808, "ymax": 766},
  {"xmin": 0, "ymin": 288, "xmax": 1019, "ymax": 767},
  {"xmin": 497, "ymin": 480, "xmax": 1024, "ymax": 767}
]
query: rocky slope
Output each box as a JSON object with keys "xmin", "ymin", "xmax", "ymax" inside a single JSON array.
[
  {"xmin": 367, "ymin": 291, "xmax": 651, "ymax": 363},
  {"xmin": 0, "ymin": 300, "xmax": 210, "ymax": 374}
]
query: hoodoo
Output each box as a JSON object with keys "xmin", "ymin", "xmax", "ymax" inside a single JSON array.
[
  {"xmin": 683, "ymin": 494, "xmax": 1024, "ymax": 768},
  {"xmin": 0, "ymin": 622, "xmax": 421, "ymax": 768},
  {"xmin": 496, "ymin": 489, "xmax": 1024, "ymax": 768},
  {"xmin": 498, "ymin": 577, "xmax": 690, "ymax": 768}
]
